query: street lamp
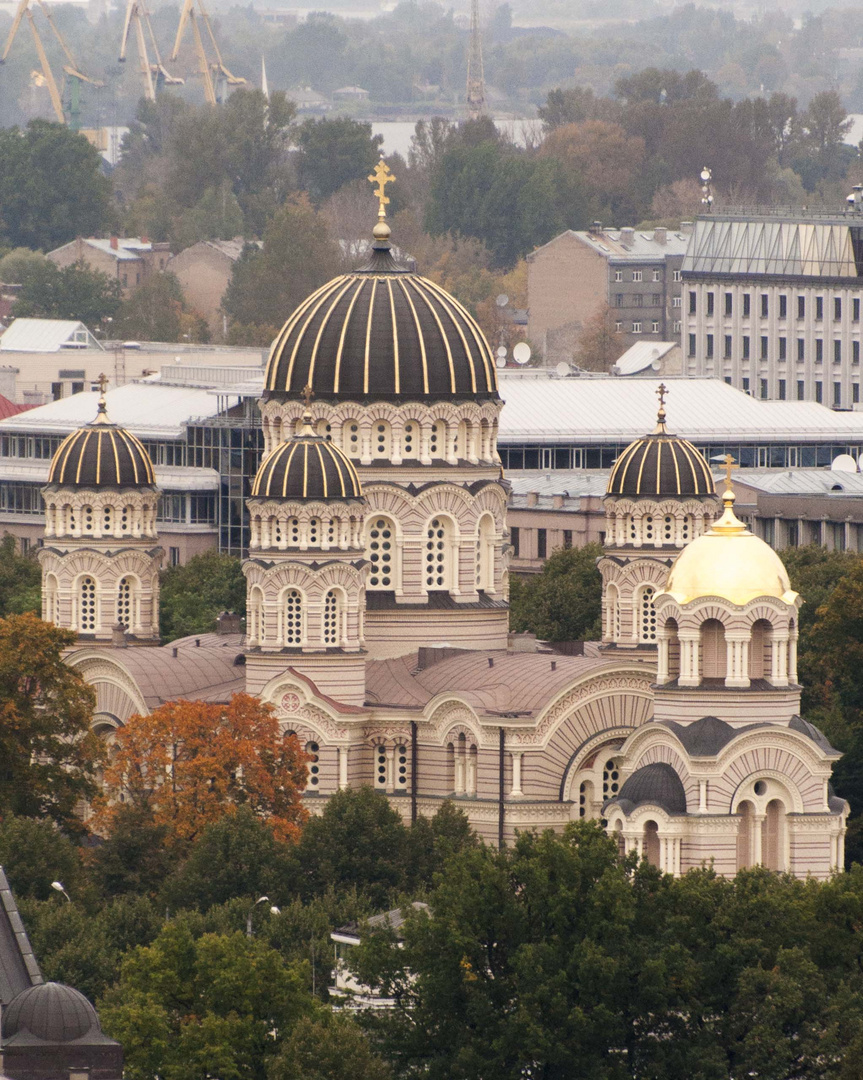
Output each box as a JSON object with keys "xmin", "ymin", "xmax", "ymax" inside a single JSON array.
[
  {"xmin": 246, "ymin": 896, "xmax": 279, "ymax": 938},
  {"xmin": 51, "ymin": 881, "xmax": 71, "ymax": 903},
  {"xmin": 700, "ymin": 167, "xmax": 714, "ymax": 209}
]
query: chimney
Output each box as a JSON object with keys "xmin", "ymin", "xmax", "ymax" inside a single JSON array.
[
  {"xmin": 111, "ymin": 623, "xmax": 127, "ymax": 648},
  {"xmin": 172, "ymin": 646, "xmax": 178, "ymax": 658},
  {"xmin": 216, "ymin": 610, "xmax": 241, "ymax": 635},
  {"xmin": 680, "ymin": 221, "xmax": 693, "ymax": 235},
  {"xmin": 654, "ymin": 226, "xmax": 667, "ymax": 245},
  {"xmin": 620, "ymin": 227, "xmax": 635, "ymax": 248},
  {"xmin": 110, "ymin": 236, "xmax": 119, "ymax": 250},
  {"xmin": 589, "ymin": 220, "xmax": 603, "ymax": 234},
  {"xmin": 140, "ymin": 234, "xmax": 149, "ymax": 244}
]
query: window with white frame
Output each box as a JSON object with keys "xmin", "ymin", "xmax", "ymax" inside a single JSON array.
[
  {"xmin": 632, "ymin": 321, "xmax": 642, "ymax": 333},
  {"xmin": 653, "ymin": 269, "xmax": 661, "ymax": 282},
  {"xmin": 282, "ymin": 589, "xmax": 303, "ymax": 645},
  {"xmin": 366, "ymin": 517, "xmax": 397, "ymax": 589},
  {"xmin": 652, "ymin": 321, "xmax": 660, "ymax": 333},
  {"xmin": 306, "ymin": 741, "xmax": 320, "ymax": 788},
  {"xmin": 672, "ymin": 296, "xmax": 681, "ymax": 308},
  {"xmin": 614, "ymin": 269, "xmax": 623, "ymax": 282},
  {"xmin": 322, "ymin": 589, "xmax": 341, "ymax": 645},
  {"xmin": 79, "ymin": 576, "xmax": 97, "ymax": 631},
  {"xmin": 673, "ymin": 270, "xmax": 682, "ymax": 282},
  {"xmin": 639, "ymin": 586, "xmax": 657, "ymax": 641},
  {"xmin": 426, "ymin": 517, "xmax": 453, "ymax": 590},
  {"xmin": 632, "ymin": 270, "xmax": 643, "ymax": 282},
  {"xmin": 615, "ymin": 321, "xmax": 623, "ymax": 332},
  {"xmin": 116, "ymin": 576, "xmax": 135, "ymax": 629}
]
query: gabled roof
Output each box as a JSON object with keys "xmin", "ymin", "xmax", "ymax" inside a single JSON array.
[
  {"xmin": 613, "ymin": 340, "xmax": 678, "ymax": 376},
  {"xmin": 0, "ymin": 319, "xmax": 102, "ymax": 353},
  {"xmin": 0, "ymin": 867, "xmax": 42, "ymax": 1006}
]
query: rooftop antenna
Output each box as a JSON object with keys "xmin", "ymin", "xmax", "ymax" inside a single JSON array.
[{"xmin": 466, "ymin": 0, "xmax": 485, "ymax": 120}]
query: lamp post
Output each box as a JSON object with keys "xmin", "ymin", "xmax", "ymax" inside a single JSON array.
[
  {"xmin": 51, "ymin": 881, "xmax": 71, "ymax": 903},
  {"xmin": 700, "ymin": 167, "xmax": 714, "ymax": 209},
  {"xmin": 246, "ymin": 896, "xmax": 280, "ymax": 938}
]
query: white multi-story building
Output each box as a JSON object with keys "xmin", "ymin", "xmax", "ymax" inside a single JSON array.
[{"xmin": 681, "ymin": 212, "xmax": 863, "ymax": 409}]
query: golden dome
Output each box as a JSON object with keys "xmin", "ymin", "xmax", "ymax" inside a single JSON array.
[{"xmin": 664, "ymin": 489, "xmax": 798, "ymax": 607}]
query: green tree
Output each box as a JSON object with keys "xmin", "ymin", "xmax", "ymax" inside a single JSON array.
[
  {"xmin": 295, "ymin": 118, "xmax": 383, "ymax": 203},
  {"xmin": 85, "ymin": 803, "xmax": 173, "ymax": 899},
  {"xmin": 99, "ymin": 924, "xmax": 314, "ymax": 1080},
  {"xmin": 163, "ymin": 806, "xmax": 298, "ymax": 912},
  {"xmin": 12, "ymin": 259, "xmax": 122, "ymax": 327},
  {"xmin": 0, "ymin": 248, "xmax": 47, "ymax": 285},
  {"xmin": 159, "ymin": 551, "xmax": 246, "ymax": 642},
  {"xmin": 0, "ymin": 814, "xmax": 83, "ymax": 900},
  {"xmin": 406, "ymin": 800, "xmax": 480, "ymax": 892},
  {"xmin": 509, "ymin": 543, "xmax": 603, "ymax": 642},
  {"xmin": 0, "ymin": 534, "xmax": 41, "ymax": 615},
  {"xmin": 0, "ymin": 121, "xmax": 113, "ymax": 250},
  {"xmin": 294, "ymin": 787, "xmax": 410, "ymax": 908},
  {"xmin": 115, "ymin": 272, "xmax": 207, "ymax": 344},
  {"xmin": 222, "ymin": 199, "xmax": 341, "ymax": 341},
  {"xmin": 174, "ymin": 182, "xmax": 246, "ymax": 251},
  {"xmin": 269, "ymin": 1011, "xmax": 391, "ymax": 1080},
  {"xmin": 0, "ymin": 613, "xmax": 100, "ymax": 831}
]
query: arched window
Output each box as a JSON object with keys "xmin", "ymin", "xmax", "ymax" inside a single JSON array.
[
  {"xmin": 366, "ymin": 516, "xmax": 397, "ymax": 590},
  {"xmin": 116, "ymin": 576, "xmax": 136, "ymax": 629},
  {"xmin": 82, "ymin": 505, "xmax": 94, "ymax": 534},
  {"xmin": 396, "ymin": 744, "xmax": 408, "ymax": 790},
  {"xmin": 701, "ymin": 619, "xmax": 727, "ymax": 679},
  {"xmin": 306, "ymin": 741, "xmax": 320, "ymax": 788},
  {"xmin": 476, "ymin": 515, "xmax": 495, "ymax": 592},
  {"xmin": 248, "ymin": 586, "xmax": 264, "ymax": 644},
  {"xmin": 663, "ymin": 515, "xmax": 674, "ymax": 541},
  {"xmin": 429, "ymin": 420, "xmax": 445, "ymax": 459},
  {"xmin": 289, "ymin": 518, "xmax": 300, "ymax": 546},
  {"xmin": 102, "ymin": 505, "xmax": 114, "ymax": 536},
  {"xmin": 315, "ymin": 419, "xmax": 331, "ymax": 438},
  {"xmin": 455, "ymin": 420, "xmax": 467, "ymax": 459},
  {"xmin": 763, "ymin": 799, "xmax": 786, "ymax": 871},
  {"xmin": 643, "ymin": 820, "xmax": 660, "ymax": 867},
  {"xmin": 78, "ymin": 576, "xmax": 97, "ymax": 631},
  {"xmin": 606, "ymin": 584, "xmax": 619, "ymax": 641},
  {"xmin": 323, "ymin": 589, "xmax": 341, "ymax": 646},
  {"xmin": 402, "ymin": 421, "xmax": 419, "ymax": 459},
  {"xmin": 345, "ymin": 420, "xmax": 361, "ymax": 459},
  {"xmin": 682, "ymin": 515, "xmax": 692, "ymax": 541},
  {"xmin": 282, "ymin": 589, "xmax": 303, "ymax": 646},
  {"xmin": 665, "ymin": 617, "xmax": 680, "ymax": 679},
  {"xmin": 639, "ymin": 586, "xmax": 657, "ymax": 642},
  {"xmin": 375, "ymin": 745, "xmax": 388, "ymax": 789},
  {"xmin": 308, "ymin": 518, "xmax": 320, "ymax": 547},
  {"xmin": 578, "ymin": 779, "xmax": 594, "ymax": 819},
  {"xmin": 749, "ymin": 619, "xmax": 773, "ymax": 680},
  {"xmin": 425, "ymin": 516, "xmax": 454, "ymax": 591},
  {"xmin": 737, "ymin": 800, "xmax": 755, "ymax": 870},
  {"xmin": 643, "ymin": 515, "xmax": 654, "ymax": 542},
  {"xmin": 479, "ymin": 419, "xmax": 490, "ymax": 460},
  {"xmin": 120, "ymin": 506, "xmax": 131, "ymax": 534},
  {"xmin": 44, "ymin": 574, "xmax": 58, "ymax": 625},
  {"xmin": 372, "ymin": 421, "xmax": 392, "ymax": 459}
]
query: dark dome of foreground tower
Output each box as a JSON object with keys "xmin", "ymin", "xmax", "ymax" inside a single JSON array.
[
  {"xmin": 263, "ymin": 162, "xmax": 498, "ymax": 404},
  {"xmin": 606, "ymin": 392, "xmax": 715, "ymax": 498},
  {"xmin": 47, "ymin": 392, "xmax": 156, "ymax": 489},
  {"xmin": 251, "ymin": 411, "xmax": 363, "ymax": 501},
  {"xmin": 3, "ymin": 982, "xmax": 103, "ymax": 1043}
]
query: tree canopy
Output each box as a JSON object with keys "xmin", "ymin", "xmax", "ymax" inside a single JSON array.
[
  {"xmin": 509, "ymin": 543, "xmax": 603, "ymax": 642},
  {"xmin": 12, "ymin": 259, "xmax": 122, "ymax": 327},
  {"xmin": 159, "ymin": 551, "xmax": 246, "ymax": 642}
]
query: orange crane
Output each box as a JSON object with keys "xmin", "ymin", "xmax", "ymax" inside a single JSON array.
[
  {"xmin": 118, "ymin": 0, "xmax": 184, "ymax": 102},
  {"xmin": 1, "ymin": 0, "xmax": 103, "ymax": 126},
  {"xmin": 170, "ymin": 0, "xmax": 245, "ymax": 106}
]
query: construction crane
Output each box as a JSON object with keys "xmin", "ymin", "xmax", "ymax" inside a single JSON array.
[
  {"xmin": 170, "ymin": 0, "xmax": 245, "ymax": 106},
  {"xmin": 1, "ymin": 0, "xmax": 103, "ymax": 126},
  {"xmin": 118, "ymin": 0, "xmax": 184, "ymax": 103}
]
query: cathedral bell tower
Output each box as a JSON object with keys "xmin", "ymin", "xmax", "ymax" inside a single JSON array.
[
  {"xmin": 598, "ymin": 385, "xmax": 719, "ymax": 657},
  {"xmin": 38, "ymin": 379, "xmax": 162, "ymax": 644}
]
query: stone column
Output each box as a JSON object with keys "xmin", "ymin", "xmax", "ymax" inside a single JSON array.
[
  {"xmin": 510, "ymin": 752, "xmax": 523, "ymax": 798},
  {"xmin": 698, "ymin": 779, "xmax": 707, "ymax": 813},
  {"xmin": 338, "ymin": 747, "xmax": 348, "ymax": 790},
  {"xmin": 725, "ymin": 636, "xmax": 750, "ymax": 688},
  {"xmin": 656, "ymin": 635, "xmax": 669, "ymax": 685},
  {"xmin": 678, "ymin": 632, "xmax": 700, "ymax": 687}
]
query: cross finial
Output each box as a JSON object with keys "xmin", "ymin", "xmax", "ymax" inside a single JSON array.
[
  {"xmin": 655, "ymin": 381, "xmax": 668, "ymax": 428},
  {"xmin": 97, "ymin": 372, "xmax": 109, "ymax": 397},
  {"xmin": 722, "ymin": 453, "xmax": 739, "ymax": 491},
  {"xmin": 368, "ymin": 156, "xmax": 395, "ymax": 218},
  {"xmin": 301, "ymin": 383, "xmax": 314, "ymax": 410}
]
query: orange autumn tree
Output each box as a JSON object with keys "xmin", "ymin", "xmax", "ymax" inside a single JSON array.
[{"xmin": 96, "ymin": 693, "xmax": 309, "ymax": 850}]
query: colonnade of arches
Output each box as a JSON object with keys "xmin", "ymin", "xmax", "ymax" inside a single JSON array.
[
  {"xmin": 42, "ymin": 569, "xmax": 152, "ymax": 635},
  {"xmin": 246, "ymin": 583, "xmax": 358, "ymax": 650},
  {"xmin": 603, "ymin": 500, "xmax": 716, "ymax": 550},
  {"xmin": 43, "ymin": 495, "xmax": 158, "ymax": 540}
]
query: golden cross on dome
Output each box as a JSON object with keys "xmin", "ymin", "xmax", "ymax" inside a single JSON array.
[
  {"xmin": 97, "ymin": 372, "xmax": 109, "ymax": 397},
  {"xmin": 368, "ymin": 156, "xmax": 395, "ymax": 220},
  {"xmin": 656, "ymin": 382, "xmax": 668, "ymax": 408},
  {"xmin": 722, "ymin": 453, "xmax": 739, "ymax": 490},
  {"xmin": 301, "ymin": 383, "xmax": 314, "ymax": 410}
]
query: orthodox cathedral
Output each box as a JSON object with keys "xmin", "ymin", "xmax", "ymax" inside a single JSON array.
[{"xmin": 38, "ymin": 165, "xmax": 848, "ymax": 879}]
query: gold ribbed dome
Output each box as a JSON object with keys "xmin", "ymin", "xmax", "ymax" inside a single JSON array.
[
  {"xmin": 47, "ymin": 397, "xmax": 155, "ymax": 489},
  {"xmin": 665, "ymin": 489, "xmax": 798, "ymax": 607}
]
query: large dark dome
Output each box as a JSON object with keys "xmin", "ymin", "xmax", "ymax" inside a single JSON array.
[
  {"xmin": 3, "ymin": 983, "xmax": 101, "ymax": 1043},
  {"xmin": 48, "ymin": 401, "xmax": 156, "ymax": 489},
  {"xmin": 613, "ymin": 762, "xmax": 687, "ymax": 814},
  {"xmin": 607, "ymin": 409, "xmax": 714, "ymax": 498},
  {"xmin": 263, "ymin": 246, "xmax": 498, "ymax": 404},
  {"xmin": 251, "ymin": 419, "xmax": 363, "ymax": 501}
]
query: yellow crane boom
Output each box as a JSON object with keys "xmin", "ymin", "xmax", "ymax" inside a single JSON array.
[
  {"xmin": 25, "ymin": 9, "xmax": 63, "ymax": 122},
  {"xmin": 171, "ymin": 0, "xmax": 244, "ymax": 102}
]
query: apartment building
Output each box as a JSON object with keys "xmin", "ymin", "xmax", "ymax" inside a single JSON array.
[
  {"xmin": 527, "ymin": 225, "xmax": 689, "ymax": 364},
  {"xmin": 681, "ymin": 211, "xmax": 863, "ymax": 408}
]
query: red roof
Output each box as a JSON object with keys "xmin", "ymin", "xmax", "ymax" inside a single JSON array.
[{"xmin": 0, "ymin": 395, "xmax": 37, "ymax": 420}]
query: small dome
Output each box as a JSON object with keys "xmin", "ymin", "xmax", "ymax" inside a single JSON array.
[
  {"xmin": 615, "ymin": 762, "xmax": 687, "ymax": 814},
  {"xmin": 607, "ymin": 399, "xmax": 714, "ymax": 498},
  {"xmin": 48, "ymin": 398, "xmax": 155, "ymax": 489},
  {"xmin": 263, "ymin": 245, "xmax": 498, "ymax": 404},
  {"xmin": 3, "ymin": 983, "xmax": 100, "ymax": 1043},
  {"xmin": 251, "ymin": 414, "xmax": 362, "ymax": 501},
  {"xmin": 665, "ymin": 489, "xmax": 798, "ymax": 607}
]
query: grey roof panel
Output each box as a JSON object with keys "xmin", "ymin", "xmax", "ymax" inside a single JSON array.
[{"xmin": 0, "ymin": 868, "xmax": 42, "ymax": 1006}]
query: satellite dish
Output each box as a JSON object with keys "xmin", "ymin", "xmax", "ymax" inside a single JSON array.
[
  {"xmin": 555, "ymin": 361, "xmax": 571, "ymax": 377},
  {"xmin": 495, "ymin": 356, "xmax": 506, "ymax": 369},
  {"xmin": 496, "ymin": 346, "xmax": 507, "ymax": 358},
  {"xmin": 496, "ymin": 294, "xmax": 509, "ymax": 308},
  {"xmin": 650, "ymin": 360, "xmax": 661, "ymax": 370},
  {"xmin": 831, "ymin": 453, "xmax": 858, "ymax": 473},
  {"xmin": 513, "ymin": 342, "xmax": 531, "ymax": 365}
]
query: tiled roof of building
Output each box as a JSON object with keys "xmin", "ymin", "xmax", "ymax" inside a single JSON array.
[{"xmin": 0, "ymin": 867, "xmax": 42, "ymax": 1006}]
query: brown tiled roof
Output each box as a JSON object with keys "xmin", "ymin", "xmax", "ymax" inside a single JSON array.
[
  {"xmin": 365, "ymin": 650, "xmax": 614, "ymax": 716},
  {"xmin": 112, "ymin": 633, "xmax": 246, "ymax": 709}
]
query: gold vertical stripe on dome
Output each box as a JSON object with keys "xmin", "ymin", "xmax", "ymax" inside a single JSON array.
[
  {"xmin": 635, "ymin": 441, "xmax": 651, "ymax": 493},
  {"xmin": 343, "ymin": 451, "xmax": 362, "ymax": 496},
  {"xmin": 408, "ymin": 279, "xmax": 456, "ymax": 392},
  {"xmin": 334, "ymin": 279, "xmax": 365, "ymax": 393},
  {"xmin": 315, "ymin": 443, "xmax": 329, "ymax": 498},
  {"xmin": 386, "ymin": 279, "xmax": 400, "ymax": 395},
  {"xmin": 265, "ymin": 277, "xmax": 347, "ymax": 392},
  {"xmin": 413, "ymin": 277, "xmax": 477, "ymax": 393},
  {"xmin": 421, "ymin": 276, "xmax": 495, "ymax": 390},
  {"xmin": 396, "ymin": 279, "xmax": 429, "ymax": 394},
  {"xmin": 278, "ymin": 442, "xmax": 301, "ymax": 499},
  {"xmin": 670, "ymin": 442, "xmax": 682, "ymax": 493},
  {"xmin": 51, "ymin": 432, "xmax": 77, "ymax": 482},
  {"xmin": 308, "ymin": 278, "xmax": 355, "ymax": 389},
  {"xmin": 110, "ymin": 431, "xmax": 122, "ymax": 484},
  {"xmin": 75, "ymin": 430, "xmax": 93, "ymax": 484},
  {"xmin": 119, "ymin": 431, "xmax": 139, "ymax": 485},
  {"xmin": 676, "ymin": 440, "xmax": 704, "ymax": 495},
  {"xmin": 125, "ymin": 429, "xmax": 155, "ymax": 484},
  {"xmin": 285, "ymin": 277, "xmax": 348, "ymax": 394},
  {"xmin": 654, "ymin": 440, "xmax": 662, "ymax": 495},
  {"xmin": 616, "ymin": 440, "xmax": 643, "ymax": 492},
  {"xmin": 95, "ymin": 431, "xmax": 103, "ymax": 485},
  {"xmin": 363, "ymin": 279, "xmax": 379, "ymax": 396}
]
